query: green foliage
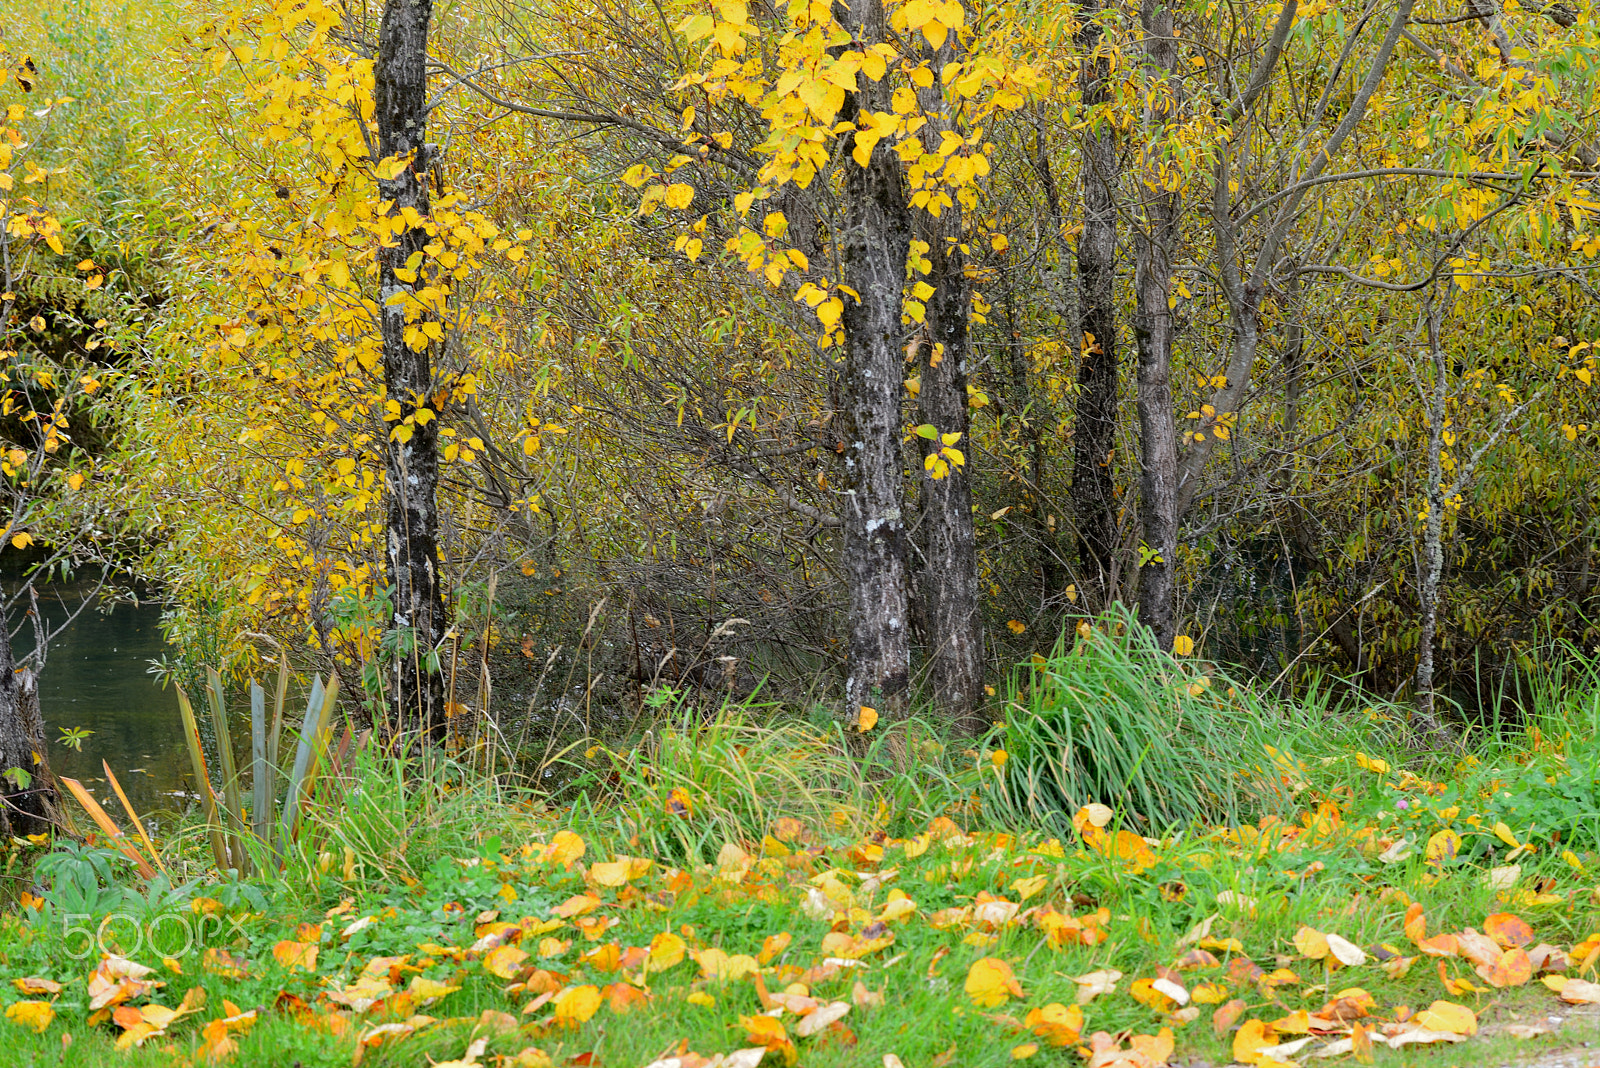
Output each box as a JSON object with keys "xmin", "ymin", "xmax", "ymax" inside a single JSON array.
[
  {"xmin": 173, "ymin": 664, "xmax": 340, "ymax": 877},
  {"xmin": 990, "ymin": 607, "xmax": 1289, "ymax": 830}
]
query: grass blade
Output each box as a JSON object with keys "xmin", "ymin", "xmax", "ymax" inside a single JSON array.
[
  {"xmin": 280, "ymin": 675, "xmax": 338, "ymax": 846},
  {"xmin": 250, "ymin": 679, "xmax": 269, "ymax": 847},
  {"xmin": 58, "ymin": 776, "xmax": 156, "ymax": 879},
  {"xmin": 176, "ymin": 687, "xmax": 230, "ymax": 873},
  {"xmin": 206, "ymin": 666, "xmax": 250, "ymax": 875},
  {"xmin": 101, "ymin": 760, "xmax": 167, "ymax": 877},
  {"xmin": 269, "ymin": 655, "xmax": 289, "ymax": 772}
]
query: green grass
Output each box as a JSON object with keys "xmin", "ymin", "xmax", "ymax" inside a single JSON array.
[{"xmin": 7, "ymin": 645, "xmax": 1600, "ymax": 1066}]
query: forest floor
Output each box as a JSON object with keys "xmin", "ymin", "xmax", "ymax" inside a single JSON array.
[{"xmin": 3, "ymin": 677, "xmax": 1600, "ymax": 1068}]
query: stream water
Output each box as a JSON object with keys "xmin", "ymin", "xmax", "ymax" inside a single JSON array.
[{"xmin": 24, "ymin": 586, "xmax": 190, "ymax": 821}]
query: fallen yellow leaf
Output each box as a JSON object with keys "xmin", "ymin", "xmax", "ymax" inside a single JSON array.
[{"xmin": 965, "ymin": 957, "xmax": 1024, "ymax": 1008}]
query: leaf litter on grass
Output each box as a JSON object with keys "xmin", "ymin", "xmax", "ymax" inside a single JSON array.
[{"xmin": 9, "ymin": 743, "xmax": 1600, "ymax": 1068}]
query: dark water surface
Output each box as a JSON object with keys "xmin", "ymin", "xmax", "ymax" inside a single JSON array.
[{"xmin": 26, "ymin": 588, "xmax": 190, "ymax": 821}]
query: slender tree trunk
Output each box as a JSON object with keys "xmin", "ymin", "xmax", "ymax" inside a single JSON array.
[
  {"xmin": 917, "ymin": 205, "xmax": 985, "ymax": 728},
  {"xmin": 376, "ymin": 0, "xmax": 447, "ymax": 740},
  {"xmin": 1132, "ymin": 0, "xmax": 1182, "ymax": 653},
  {"xmin": 1413, "ymin": 317, "xmax": 1456, "ymax": 750},
  {"xmin": 839, "ymin": 0, "xmax": 913, "ymax": 722},
  {"xmin": 1071, "ymin": 2, "xmax": 1121, "ymax": 609},
  {"xmin": 0, "ymin": 628, "xmax": 54, "ymax": 840}
]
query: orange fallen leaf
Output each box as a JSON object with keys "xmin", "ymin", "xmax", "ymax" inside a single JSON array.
[
  {"xmin": 1476, "ymin": 946, "xmax": 1532, "ymax": 988},
  {"xmin": 1455, "ymin": 928, "xmax": 1502, "ymax": 970},
  {"xmin": 11, "ymin": 977, "xmax": 61, "ymax": 995},
  {"xmin": 1484, "ymin": 912, "xmax": 1534, "ymax": 949},
  {"xmin": 1403, "ymin": 902, "xmax": 1427, "ymax": 943},
  {"xmin": 272, "ymin": 940, "xmax": 319, "ymax": 972},
  {"xmin": 1023, "ymin": 1002, "xmax": 1083, "ymax": 1046}
]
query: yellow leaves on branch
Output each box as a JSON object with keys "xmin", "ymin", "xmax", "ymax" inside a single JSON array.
[{"xmin": 891, "ymin": 0, "xmax": 966, "ymax": 50}]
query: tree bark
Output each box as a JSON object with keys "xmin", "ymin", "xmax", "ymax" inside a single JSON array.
[
  {"xmin": 376, "ymin": 0, "xmax": 447, "ymax": 740},
  {"xmin": 838, "ymin": 0, "xmax": 914, "ymax": 722},
  {"xmin": 916, "ymin": 206, "xmax": 985, "ymax": 729},
  {"xmin": 0, "ymin": 625, "xmax": 55, "ymax": 840},
  {"xmin": 1412, "ymin": 308, "xmax": 1458, "ymax": 750},
  {"xmin": 1071, "ymin": 1, "xmax": 1122, "ymax": 610},
  {"xmin": 1132, "ymin": 0, "xmax": 1182, "ymax": 654}
]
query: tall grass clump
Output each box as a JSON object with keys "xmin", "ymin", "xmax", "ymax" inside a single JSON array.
[
  {"xmin": 991, "ymin": 608, "xmax": 1299, "ymax": 832},
  {"xmin": 566, "ymin": 691, "xmax": 971, "ymax": 863}
]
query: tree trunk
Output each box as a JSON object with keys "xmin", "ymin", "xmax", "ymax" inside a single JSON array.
[
  {"xmin": 1132, "ymin": 0, "xmax": 1182, "ymax": 653},
  {"xmin": 1412, "ymin": 322, "xmax": 1456, "ymax": 750},
  {"xmin": 839, "ymin": 0, "xmax": 914, "ymax": 722},
  {"xmin": 0, "ymin": 627, "xmax": 55, "ymax": 840},
  {"xmin": 376, "ymin": 0, "xmax": 447, "ymax": 740},
  {"xmin": 916, "ymin": 205, "xmax": 985, "ymax": 729},
  {"xmin": 1071, "ymin": 2, "xmax": 1122, "ymax": 610}
]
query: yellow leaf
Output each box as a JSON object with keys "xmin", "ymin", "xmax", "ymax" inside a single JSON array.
[
  {"xmin": 965, "ymin": 957, "xmax": 1024, "ymax": 1008},
  {"xmin": 1172, "ymin": 634, "xmax": 1194, "ymax": 656},
  {"xmin": 6, "ymin": 1000, "xmax": 53, "ymax": 1033},
  {"xmin": 544, "ymin": 830, "xmax": 586, "ymax": 865},
  {"xmin": 1011, "ymin": 875, "xmax": 1048, "ymax": 901},
  {"xmin": 552, "ymin": 984, "xmax": 602, "ymax": 1025},
  {"xmin": 697, "ymin": 948, "xmax": 759, "ymax": 981},
  {"xmin": 857, "ymin": 706, "xmax": 878, "ymax": 732},
  {"xmin": 1293, "ymin": 927, "xmax": 1329, "ymax": 960},
  {"xmin": 1011, "ymin": 1043, "xmax": 1038, "ymax": 1059},
  {"xmin": 483, "ymin": 944, "xmax": 528, "ymax": 980},
  {"xmin": 664, "ymin": 184, "xmax": 695, "ymax": 209},
  {"xmin": 589, "ymin": 859, "xmax": 634, "ymax": 887},
  {"xmin": 10, "ymin": 532, "xmax": 33, "ymax": 550},
  {"xmin": 408, "ymin": 976, "xmax": 461, "ymax": 1004},
  {"xmin": 648, "ymin": 932, "xmax": 687, "ymax": 971},
  {"xmin": 1413, "ymin": 1000, "xmax": 1477, "ymax": 1035},
  {"xmin": 1425, "ymin": 829, "xmax": 1461, "ymax": 866},
  {"xmin": 1233, "ymin": 1019, "xmax": 1278, "ymax": 1064}
]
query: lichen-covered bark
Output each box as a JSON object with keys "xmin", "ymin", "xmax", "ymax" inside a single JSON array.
[
  {"xmin": 1133, "ymin": 0, "xmax": 1182, "ymax": 653},
  {"xmin": 376, "ymin": 0, "xmax": 447, "ymax": 739},
  {"xmin": 839, "ymin": 0, "xmax": 913, "ymax": 721}
]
